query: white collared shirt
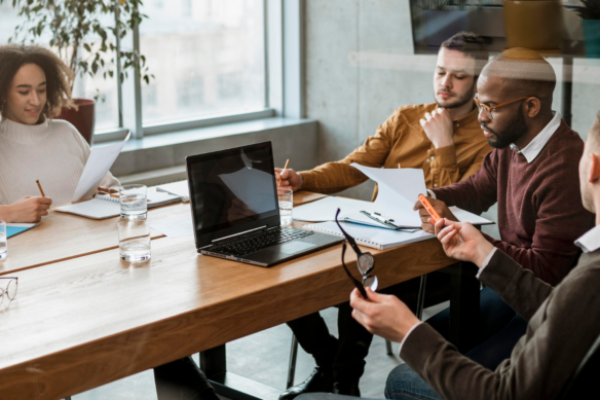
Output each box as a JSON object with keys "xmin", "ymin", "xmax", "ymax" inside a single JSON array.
[
  {"xmin": 510, "ymin": 111, "xmax": 561, "ymax": 163},
  {"xmin": 575, "ymin": 224, "xmax": 600, "ymax": 253}
]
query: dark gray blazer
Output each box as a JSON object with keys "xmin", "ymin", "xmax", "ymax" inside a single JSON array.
[{"xmin": 401, "ymin": 248, "xmax": 600, "ymax": 400}]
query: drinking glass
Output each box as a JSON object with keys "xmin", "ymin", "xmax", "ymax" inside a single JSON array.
[
  {"xmin": 278, "ymin": 189, "xmax": 293, "ymax": 225},
  {"xmin": 0, "ymin": 221, "xmax": 6, "ymax": 260},
  {"xmin": 117, "ymin": 218, "xmax": 151, "ymax": 262},
  {"xmin": 119, "ymin": 184, "xmax": 148, "ymax": 220}
]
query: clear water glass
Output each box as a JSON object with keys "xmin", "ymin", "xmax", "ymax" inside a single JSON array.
[
  {"xmin": 119, "ymin": 184, "xmax": 148, "ymax": 220},
  {"xmin": 278, "ymin": 189, "xmax": 293, "ymax": 226},
  {"xmin": 0, "ymin": 221, "xmax": 6, "ymax": 260},
  {"xmin": 117, "ymin": 218, "xmax": 151, "ymax": 262}
]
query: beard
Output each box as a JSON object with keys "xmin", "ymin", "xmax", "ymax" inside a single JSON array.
[
  {"xmin": 435, "ymin": 81, "xmax": 476, "ymax": 109},
  {"xmin": 481, "ymin": 107, "xmax": 528, "ymax": 149}
]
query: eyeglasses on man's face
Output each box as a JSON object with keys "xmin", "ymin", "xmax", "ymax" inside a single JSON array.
[
  {"xmin": 0, "ymin": 276, "xmax": 18, "ymax": 308},
  {"xmin": 335, "ymin": 208, "xmax": 378, "ymax": 298},
  {"xmin": 474, "ymin": 96, "xmax": 529, "ymax": 122}
]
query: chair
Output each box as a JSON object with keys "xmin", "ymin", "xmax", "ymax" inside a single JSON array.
[
  {"xmin": 286, "ymin": 275, "xmax": 429, "ymax": 388},
  {"xmin": 556, "ymin": 330, "xmax": 600, "ymax": 400}
]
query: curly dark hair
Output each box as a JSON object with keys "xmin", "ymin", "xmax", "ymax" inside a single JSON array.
[{"xmin": 0, "ymin": 44, "xmax": 75, "ymax": 119}]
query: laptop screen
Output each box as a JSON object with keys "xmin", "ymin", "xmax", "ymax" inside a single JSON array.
[{"xmin": 186, "ymin": 142, "xmax": 280, "ymax": 247}]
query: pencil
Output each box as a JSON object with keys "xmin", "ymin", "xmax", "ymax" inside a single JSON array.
[
  {"xmin": 36, "ymin": 180, "xmax": 45, "ymax": 197},
  {"xmin": 278, "ymin": 159, "xmax": 290, "ymax": 185}
]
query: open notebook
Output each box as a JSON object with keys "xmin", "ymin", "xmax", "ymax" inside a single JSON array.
[
  {"xmin": 6, "ymin": 223, "xmax": 37, "ymax": 238},
  {"xmin": 55, "ymin": 191, "xmax": 181, "ymax": 220},
  {"xmin": 303, "ymin": 221, "xmax": 434, "ymax": 250}
]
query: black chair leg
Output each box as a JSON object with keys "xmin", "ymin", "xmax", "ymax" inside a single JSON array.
[{"xmin": 287, "ymin": 334, "xmax": 299, "ymax": 388}]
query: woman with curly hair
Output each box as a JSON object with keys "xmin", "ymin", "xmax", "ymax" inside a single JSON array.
[{"xmin": 0, "ymin": 44, "xmax": 118, "ymax": 222}]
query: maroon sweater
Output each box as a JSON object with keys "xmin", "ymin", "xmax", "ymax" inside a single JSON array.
[{"xmin": 432, "ymin": 121, "xmax": 594, "ymax": 286}]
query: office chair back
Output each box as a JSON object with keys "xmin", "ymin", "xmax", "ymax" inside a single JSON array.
[{"xmin": 557, "ymin": 330, "xmax": 600, "ymax": 399}]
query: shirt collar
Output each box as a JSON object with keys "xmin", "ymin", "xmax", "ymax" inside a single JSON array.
[
  {"xmin": 510, "ymin": 111, "xmax": 561, "ymax": 163},
  {"xmin": 575, "ymin": 225, "xmax": 600, "ymax": 253}
]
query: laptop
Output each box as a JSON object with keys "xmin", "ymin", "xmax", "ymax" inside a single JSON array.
[{"xmin": 186, "ymin": 142, "xmax": 344, "ymax": 267}]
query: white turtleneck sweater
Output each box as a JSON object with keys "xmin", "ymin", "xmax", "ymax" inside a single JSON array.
[{"xmin": 0, "ymin": 118, "xmax": 119, "ymax": 206}]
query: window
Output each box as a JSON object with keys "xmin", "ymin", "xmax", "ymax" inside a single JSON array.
[
  {"xmin": 139, "ymin": 0, "xmax": 266, "ymax": 125},
  {"xmin": 1, "ymin": 0, "xmax": 268, "ymax": 137}
]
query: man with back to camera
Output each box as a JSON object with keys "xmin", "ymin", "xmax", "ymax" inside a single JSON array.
[
  {"xmin": 276, "ymin": 32, "xmax": 492, "ymax": 399},
  {"xmin": 296, "ymin": 110, "xmax": 600, "ymax": 400}
]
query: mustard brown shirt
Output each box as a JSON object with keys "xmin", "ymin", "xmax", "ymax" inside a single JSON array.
[{"xmin": 300, "ymin": 103, "xmax": 492, "ymax": 198}]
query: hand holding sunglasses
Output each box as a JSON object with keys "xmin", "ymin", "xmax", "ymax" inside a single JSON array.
[{"xmin": 335, "ymin": 208, "xmax": 378, "ymax": 298}]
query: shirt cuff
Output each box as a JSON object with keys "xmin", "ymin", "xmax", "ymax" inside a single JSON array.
[
  {"xmin": 475, "ymin": 248, "xmax": 498, "ymax": 279},
  {"xmin": 426, "ymin": 189, "xmax": 436, "ymax": 199},
  {"xmin": 398, "ymin": 321, "xmax": 423, "ymax": 356},
  {"xmin": 428, "ymin": 145, "xmax": 457, "ymax": 169}
]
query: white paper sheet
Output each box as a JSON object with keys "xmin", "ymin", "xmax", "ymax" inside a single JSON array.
[
  {"xmin": 71, "ymin": 132, "xmax": 131, "ymax": 202},
  {"xmin": 351, "ymin": 164, "xmax": 426, "ymax": 227},
  {"xmin": 292, "ymin": 196, "xmax": 379, "ymax": 222},
  {"xmin": 150, "ymin": 217, "xmax": 194, "ymax": 238}
]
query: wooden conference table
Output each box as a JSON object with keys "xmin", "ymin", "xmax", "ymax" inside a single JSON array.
[{"xmin": 0, "ymin": 190, "xmax": 479, "ymax": 400}]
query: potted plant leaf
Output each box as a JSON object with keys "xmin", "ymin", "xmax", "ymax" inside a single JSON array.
[
  {"xmin": 503, "ymin": 0, "xmax": 563, "ymax": 51},
  {"xmin": 414, "ymin": 0, "xmax": 470, "ymax": 47},
  {"xmin": 573, "ymin": 0, "xmax": 600, "ymax": 57},
  {"xmin": 1, "ymin": 0, "xmax": 152, "ymax": 144}
]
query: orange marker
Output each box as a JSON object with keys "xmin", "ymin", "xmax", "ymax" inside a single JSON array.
[{"xmin": 418, "ymin": 193, "xmax": 442, "ymax": 223}]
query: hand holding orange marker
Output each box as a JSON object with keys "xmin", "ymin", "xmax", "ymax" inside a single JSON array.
[{"xmin": 418, "ymin": 193, "xmax": 444, "ymax": 226}]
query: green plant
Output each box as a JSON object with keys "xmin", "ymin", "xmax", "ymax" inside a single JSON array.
[
  {"xmin": 574, "ymin": 0, "xmax": 600, "ymax": 19},
  {"xmin": 1, "ymin": 0, "xmax": 153, "ymax": 93}
]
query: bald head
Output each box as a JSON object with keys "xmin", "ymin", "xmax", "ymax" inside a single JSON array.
[{"xmin": 481, "ymin": 48, "xmax": 556, "ymax": 104}]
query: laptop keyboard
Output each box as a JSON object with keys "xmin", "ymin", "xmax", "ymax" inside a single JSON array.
[{"xmin": 211, "ymin": 227, "xmax": 314, "ymax": 257}]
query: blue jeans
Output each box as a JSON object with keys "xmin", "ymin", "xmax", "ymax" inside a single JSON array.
[{"xmin": 384, "ymin": 288, "xmax": 528, "ymax": 399}]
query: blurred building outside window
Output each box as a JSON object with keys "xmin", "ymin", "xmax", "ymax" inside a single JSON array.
[{"xmin": 0, "ymin": 0, "xmax": 266, "ymax": 134}]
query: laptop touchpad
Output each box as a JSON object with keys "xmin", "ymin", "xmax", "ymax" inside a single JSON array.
[{"xmin": 278, "ymin": 241, "xmax": 315, "ymax": 254}]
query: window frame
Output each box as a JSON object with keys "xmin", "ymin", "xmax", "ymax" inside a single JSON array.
[{"xmin": 94, "ymin": 0, "xmax": 304, "ymax": 144}]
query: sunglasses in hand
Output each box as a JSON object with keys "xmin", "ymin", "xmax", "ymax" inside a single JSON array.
[{"xmin": 335, "ymin": 208, "xmax": 378, "ymax": 298}]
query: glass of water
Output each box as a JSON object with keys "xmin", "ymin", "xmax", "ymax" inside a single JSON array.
[
  {"xmin": 117, "ymin": 218, "xmax": 151, "ymax": 262},
  {"xmin": 0, "ymin": 221, "xmax": 7, "ymax": 260},
  {"xmin": 278, "ymin": 189, "xmax": 293, "ymax": 226},
  {"xmin": 119, "ymin": 184, "xmax": 148, "ymax": 220}
]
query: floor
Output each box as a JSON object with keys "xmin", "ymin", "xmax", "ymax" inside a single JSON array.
[{"xmin": 73, "ymin": 302, "xmax": 449, "ymax": 400}]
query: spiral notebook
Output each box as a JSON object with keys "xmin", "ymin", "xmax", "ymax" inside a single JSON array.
[
  {"xmin": 303, "ymin": 221, "xmax": 434, "ymax": 250},
  {"xmin": 55, "ymin": 191, "xmax": 181, "ymax": 220}
]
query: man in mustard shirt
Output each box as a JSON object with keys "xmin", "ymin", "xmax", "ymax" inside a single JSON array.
[{"xmin": 277, "ymin": 32, "xmax": 492, "ymax": 400}]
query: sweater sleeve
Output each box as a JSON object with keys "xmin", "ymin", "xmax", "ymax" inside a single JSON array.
[
  {"xmin": 431, "ymin": 150, "xmax": 498, "ymax": 214},
  {"xmin": 400, "ymin": 267, "xmax": 600, "ymax": 400},
  {"xmin": 479, "ymin": 249, "xmax": 553, "ymax": 321},
  {"xmin": 481, "ymin": 153, "xmax": 593, "ymax": 285},
  {"xmin": 299, "ymin": 109, "xmax": 406, "ymax": 194}
]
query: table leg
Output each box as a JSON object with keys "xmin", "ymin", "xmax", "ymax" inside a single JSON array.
[
  {"xmin": 200, "ymin": 345, "xmax": 281, "ymax": 400},
  {"xmin": 449, "ymin": 262, "xmax": 480, "ymax": 353}
]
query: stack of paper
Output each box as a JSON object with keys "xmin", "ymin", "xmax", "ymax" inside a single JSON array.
[{"xmin": 293, "ymin": 165, "xmax": 493, "ymax": 230}]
